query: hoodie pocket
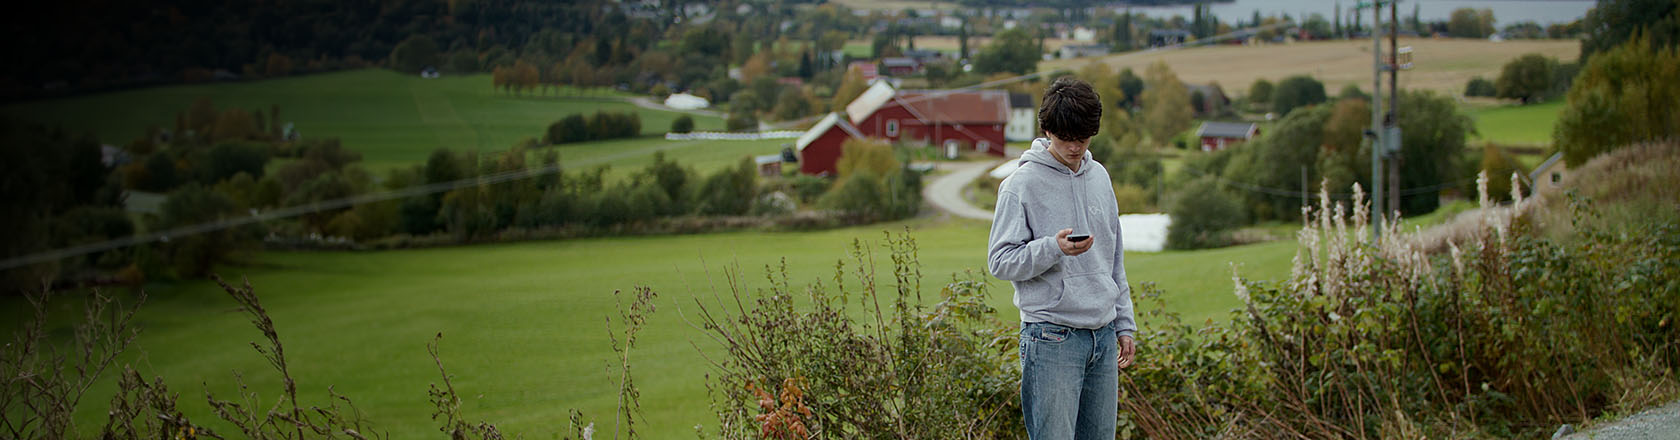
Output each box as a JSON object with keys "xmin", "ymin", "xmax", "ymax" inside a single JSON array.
[{"xmin": 1056, "ymin": 273, "xmax": 1121, "ymax": 316}]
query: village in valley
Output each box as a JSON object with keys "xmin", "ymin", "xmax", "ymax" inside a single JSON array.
[{"xmin": 2, "ymin": 0, "xmax": 1677, "ymax": 439}]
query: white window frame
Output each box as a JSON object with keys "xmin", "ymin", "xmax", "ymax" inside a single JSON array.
[{"xmin": 886, "ymin": 119, "xmax": 899, "ymax": 136}]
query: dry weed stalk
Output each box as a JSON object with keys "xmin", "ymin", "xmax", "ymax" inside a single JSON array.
[{"xmin": 1, "ymin": 289, "xmax": 145, "ymax": 439}]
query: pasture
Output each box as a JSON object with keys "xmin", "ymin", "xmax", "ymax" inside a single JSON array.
[
  {"xmin": 33, "ymin": 217, "xmax": 1293, "ymax": 439},
  {"xmin": 1468, "ymin": 99, "xmax": 1566, "ymax": 146},
  {"xmin": 0, "ymin": 69, "xmax": 725, "ymax": 172}
]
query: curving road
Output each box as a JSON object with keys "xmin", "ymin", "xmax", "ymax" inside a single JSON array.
[{"xmin": 922, "ymin": 160, "xmax": 1004, "ymax": 221}]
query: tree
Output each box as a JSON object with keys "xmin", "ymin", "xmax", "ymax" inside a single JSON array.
[
  {"xmin": 1448, "ymin": 8, "xmax": 1496, "ymax": 39},
  {"xmin": 211, "ymin": 108, "xmax": 261, "ymax": 143},
  {"xmin": 772, "ymin": 87, "xmax": 814, "ymax": 121},
  {"xmin": 389, "ymin": 34, "xmax": 440, "ymax": 73},
  {"xmin": 1166, "ymin": 177, "xmax": 1245, "ymax": 249},
  {"xmin": 974, "ymin": 28, "xmax": 1039, "ymax": 75},
  {"xmin": 1271, "ymin": 75, "xmax": 1327, "ymax": 117},
  {"xmin": 1495, "ymin": 53, "xmax": 1558, "ymax": 103},
  {"xmin": 1580, "ymin": 0, "xmax": 1679, "ymax": 61},
  {"xmin": 1319, "ymin": 98, "xmax": 1371, "ymax": 193},
  {"xmin": 154, "ymin": 183, "xmax": 262, "ymax": 277},
  {"xmin": 1140, "ymin": 62, "xmax": 1192, "ymax": 143},
  {"xmin": 1393, "ymin": 90, "xmax": 1474, "ymax": 214},
  {"xmin": 1117, "ymin": 68, "xmax": 1144, "ymax": 109},
  {"xmin": 1223, "ymin": 105, "xmax": 1331, "ymax": 221},
  {"xmin": 1555, "ymin": 36, "xmax": 1680, "ymax": 166},
  {"xmin": 197, "ymin": 142, "xmax": 270, "ymax": 184},
  {"xmin": 727, "ymin": 111, "xmax": 759, "ymax": 132},
  {"xmin": 831, "ymin": 66, "xmax": 869, "ymax": 112},
  {"xmin": 836, "ymin": 139, "xmax": 899, "ymax": 180},
  {"xmin": 1247, "ymin": 78, "xmax": 1273, "ymax": 107}
]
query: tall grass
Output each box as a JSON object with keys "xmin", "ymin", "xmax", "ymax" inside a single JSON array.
[{"xmin": 1119, "ymin": 166, "xmax": 1679, "ymax": 438}]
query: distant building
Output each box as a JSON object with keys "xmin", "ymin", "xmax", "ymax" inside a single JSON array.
[
  {"xmin": 795, "ymin": 113, "xmax": 866, "ymax": 176},
  {"xmin": 1006, "ymin": 92, "xmax": 1036, "ymax": 142},
  {"xmin": 1184, "ymin": 83, "xmax": 1230, "ymax": 116},
  {"xmin": 1195, "ymin": 121, "xmax": 1258, "ymax": 152},
  {"xmin": 849, "ymin": 61, "xmax": 880, "ymax": 81},
  {"xmin": 1072, "ymin": 26, "xmax": 1098, "ymax": 42},
  {"xmin": 881, "ymin": 57, "xmax": 920, "ymax": 76},
  {"xmin": 1058, "ymin": 44, "xmax": 1111, "ymax": 59},
  {"xmin": 1526, "ymin": 152, "xmax": 1569, "ymax": 195},
  {"xmin": 798, "ymin": 82, "xmax": 1010, "ymax": 175},
  {"xmin": 755, "ymin": 154, "xmax": 785, "ymax": 177},
  {"xmin": 1149, "ymin": 29, "xmax": 1192, "ymax": 47}
]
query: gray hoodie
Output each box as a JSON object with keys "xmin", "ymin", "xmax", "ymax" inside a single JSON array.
[{"xmin": 987, "ymin": 138, "xmax": 1135, "ymax": 339}]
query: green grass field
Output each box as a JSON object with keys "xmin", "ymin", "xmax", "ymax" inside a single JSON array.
[
  {"xmin": 0, "ymin": 69, "xmax": 725, "ymax": 172},
  {"xmin": 1469, "ymin": 99, "xmax": 1566, "ymax": 146},
  {"xmin": 23, "ymin": 217, "xmax": 1293, "ymax": 439}
]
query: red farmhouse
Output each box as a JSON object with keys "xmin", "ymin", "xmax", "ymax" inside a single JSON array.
[{"xmin": 797, "ymin": 82, "xmax": 1009, "ymax": 176}]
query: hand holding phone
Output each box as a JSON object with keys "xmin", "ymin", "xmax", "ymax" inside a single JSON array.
[{"xmin": 1068, "ymin": 234, "xmax": 1090, "ymax": 242}]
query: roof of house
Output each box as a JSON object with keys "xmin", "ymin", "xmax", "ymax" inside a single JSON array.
[
  {"xmin": 1527, "ymin": 152, "xmax": 1566, "ymax": 184},
  {"xmin": 1196, "ymin": 121, "xmax": 1258, "ymax": 139},
  {"xmin": 1009, "ymin": 92, "xmax": 1034, "ymax": 109},
  {"xmin": 847, "ymin": 81, "xmax": 899, "ymax": 123},
  {"xmin": 895, "ymin": 89, "xmax": 1011, "ymax": 124},
  {"xmin": 797, "ymin": 112, "xmax": 866, "ymax": 151},
  {"xmin": 882, "ymin": 57, "xmax": 919, "ymax": 67}
]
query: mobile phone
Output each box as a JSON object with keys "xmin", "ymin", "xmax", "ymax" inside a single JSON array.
[{"xmin": 1068, "ymin": 234, "xmax": 1090, "ymax": 243}]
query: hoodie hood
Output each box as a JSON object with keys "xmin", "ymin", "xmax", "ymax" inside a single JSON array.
[{"xmin": 1021, "ymin": 137, "xmax": 1092, "ymax": 176}]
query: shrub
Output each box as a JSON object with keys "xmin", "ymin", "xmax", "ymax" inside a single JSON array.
[
  {"xmin": 670, "ymin": 115, "xmax": 695, "ymax": 134},
  {"xmin": 1465, "ymin": 76, "xmax": 1498, "ymax": 97},
  {"xmin": 697, "ymin": 157, "xmax": 757, "ymax": 216},
  {"xmin": 1165, "ymin": 177, "xmax": 1246, "ymax": 249},
  {"xmin": 1113, "ymin": 183, "xmax": 1151, "ymax": 214},
  {"xmin": 835, "ymin": 139, "xmax": 898, "ymax": 180},
  {"xmin": 819, "ymin": 171, "xmax": 887, "ymax": 219},
  {"xmin": 694, "ymin": 233, "xmax": 1023, "ymax": 438},
  {"xmin": 1247, "ymin": 78, "xmax": 1273, "ymax": 107},
  {"xmin": 789, "ymin": 174, "xmax": 831, "ymax": 204},
  {"xmin": 725, "ymin": 111, "xmax": 758, "ymax": 132}
]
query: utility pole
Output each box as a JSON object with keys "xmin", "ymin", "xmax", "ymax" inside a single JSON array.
[
  {"xmin": 1368, "ymin": 0, "xmax": 1384, "ymax": 241},
  {"xmin": 1388, "ymin": 0, "xmax": 1401, "ymax": 222}
]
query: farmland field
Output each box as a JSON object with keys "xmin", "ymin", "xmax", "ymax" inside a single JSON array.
[
  {"xmin": 1042, "ymin": 38, "xmax": 1580, "ymax": 97},
  {"xmin": 0, "ymin": 69, "xmax": 725, "ymax": 172},
  {"xmin": 27, "ymin": 217, "xmax": 1294, "ymax": 439}
]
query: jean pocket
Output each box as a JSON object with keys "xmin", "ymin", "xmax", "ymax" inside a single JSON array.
[{"xmin": 1026, "ymin": 323, "xmax": 1071, "ymax": 344}]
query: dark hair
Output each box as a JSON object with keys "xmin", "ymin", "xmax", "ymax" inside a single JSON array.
[{"xmin": 1037, "ymin": 77, "xmax": 1102, "ymax": 142}]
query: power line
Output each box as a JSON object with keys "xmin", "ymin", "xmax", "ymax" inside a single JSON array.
[
  {"xmin": 4, "ymin": 22, "xmax": 1300, "ymax": 271},
  {"xmin": 1178, "ymin": 164, "xmax": 1474, "ymax": 200},
  {"xmin": 0, "ymin": 165, "xmax": 561, "ymax": 271}
]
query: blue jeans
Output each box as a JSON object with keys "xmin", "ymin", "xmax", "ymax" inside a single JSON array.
[{"xmin": 1020, "ymin": 321, "xmax": 1117, "ymax": 440}]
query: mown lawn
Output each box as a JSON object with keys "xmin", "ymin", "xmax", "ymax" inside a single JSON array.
[
  {"xmin": 23, "ymin": 217, "xmax": 1294, "ymax": 439},
  {"xmin": 0, "ymin": 69, "xmax": 724, "ymax": 172}
]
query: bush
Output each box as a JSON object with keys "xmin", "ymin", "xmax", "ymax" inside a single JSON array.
[
  {"xmin": 695, "ymin": 233, "xmax": 1023, "ymax": 438},
  {"xmin": 1124, "ymin": 183, "xmax": 1680, "ymax": 439},
  {"xmin": 1166, "ymin": 177, "xmax": 1246, "ymax": 249},
  {"xmin": 820, "ymin": 171, "xmax": 888, "ymax": 219},
  {"xmin": 725, "ymin": 111, "xmax": 758, "ymax": 132},
  {"xmin": 697, "ymin": 157, "xmax": 758, "ymax": 215},
  {"xmin": 544, "ymin": 111, "xmax": 641, "ymax": 145},
  {"xmin": 789, "ymin": 175, "xmax": 831, "ymax": 204},
  {"xmin": 835, "ymin": 139, "xmax": 898, "ymax": 179},
  {"xmin": 195, "ymin": 141, "xmax": 270, "ymax": 184},
  {"xmin": 1465, "ymin": 76, "xmax": 1498, "ymax": 97},
  {"xmin": 670, "ymin": 115, "xmax": 695, "ymax": 134},
  {"xmin": 1247, "ymin": 78, "xmax": 1273, "ymax": 107}
]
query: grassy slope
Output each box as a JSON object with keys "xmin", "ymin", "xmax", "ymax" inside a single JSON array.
[
  {"xmin": 39, "ymin": 217, "xmax": 1292, "ymax": 439},
  {"xmin": 0, "ymin": 69, "xmax": 725, "ymax": 172},
  {"xmin": 1468, "ymin": 99, "xmax": 1566, "ymax": 146}
]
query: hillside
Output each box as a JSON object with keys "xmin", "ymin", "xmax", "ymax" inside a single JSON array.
[
  {"xmin": 1042, "ymin": 37, "xmax": 1581, "ymax": 97},
  {"xmin": 0, "ymin": 69, "xmax": 724, "ymax": 172}
]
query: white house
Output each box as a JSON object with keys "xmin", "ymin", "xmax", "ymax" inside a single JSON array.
[{"xmin": 1005, "ymin": 92, "xmax": 1036, "ymax": 142}]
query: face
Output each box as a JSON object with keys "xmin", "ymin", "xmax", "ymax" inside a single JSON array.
[{"xmin": 1044, "ymin": 132, "xmax": 1089, "ymax": 170}]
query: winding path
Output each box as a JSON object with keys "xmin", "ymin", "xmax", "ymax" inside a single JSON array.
[{"xmin": 922, "ymin": 160, "xmax": 1003, "ymax": 221}]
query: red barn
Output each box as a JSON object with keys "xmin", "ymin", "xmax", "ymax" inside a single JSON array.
[
  {"xmin": 797, "ymin": 82, "xmax": 1009, "ymax": 176},
  {"xmin": 795, "ymin": 112, "xmax": 866, "ymax": 176},
  {"xmin": 1195, "ymin": 121, "xmax": 1259, "ymax": 152}
]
